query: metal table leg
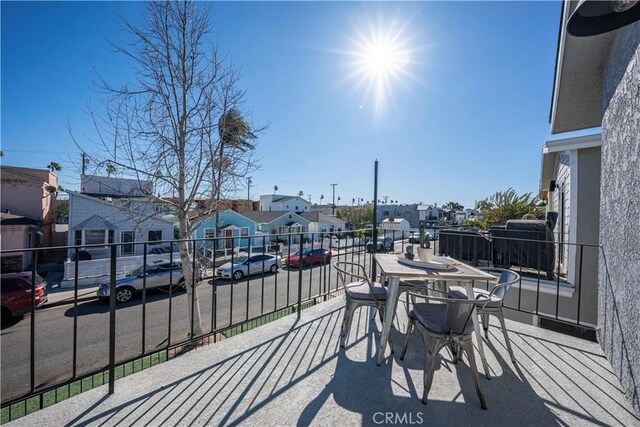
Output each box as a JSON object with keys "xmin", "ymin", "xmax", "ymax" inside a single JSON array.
[
  {"xmin": 465, "ymin": 281, "xmax": 491, "ymax": 379},
  {"xmin": 377, "ymin": 276, "xmax": 400, "ymax": 366}
]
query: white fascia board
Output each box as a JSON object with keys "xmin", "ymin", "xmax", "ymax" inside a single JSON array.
[
  {"xmin": 550, "ymin": 0, "xmax": 572, "ymax": 135},
  {"xmin": 543, "ymin": 133, "xmax": 601, "ymax": 154}
]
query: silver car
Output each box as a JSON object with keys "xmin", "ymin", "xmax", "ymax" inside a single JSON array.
[
  {"xmin": 97, "ymin": 261, "xmax": 200, "ymax": 303},
  {"xmin": 216, "ymin": 254, "xmax": 282, "ymax": 280}
]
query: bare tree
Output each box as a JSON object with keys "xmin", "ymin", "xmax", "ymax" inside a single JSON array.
[{"xmin": 78, "ymin": 1, "xmax": 259, "ymax": 336}]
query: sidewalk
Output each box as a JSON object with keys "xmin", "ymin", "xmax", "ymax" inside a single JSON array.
[{"xmin": 46, "ymin": 285, "xmax": 100, "ymax": 307}]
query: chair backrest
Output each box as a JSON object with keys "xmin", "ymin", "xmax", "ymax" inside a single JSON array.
[
  {"xmin": 480, "ymin": 268, "xmax": 520, "ymax": 302},
  {"xmin": 333, "ymin": 261, "xmax": 376, "ymax": 295},
  {"xmin": 407, "ymin": 290, "xmax": 490, "ymax": 336}
]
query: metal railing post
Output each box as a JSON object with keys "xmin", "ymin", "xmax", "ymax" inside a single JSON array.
[
  {"xmin": 297, "ymin": 233, "xmax": 303, "ymax": 319},
  {"xmin": 30, "ymin": 250, "xmax": 37, "ymax": 393},
  {"xmin": 108, "ymin": 244, "xmax": 117, "ymax": 395}
]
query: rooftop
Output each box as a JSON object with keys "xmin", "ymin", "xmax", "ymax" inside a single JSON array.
[{"xmin": 11, "ymin": 297, "xmax": 639, "ymax": 426}]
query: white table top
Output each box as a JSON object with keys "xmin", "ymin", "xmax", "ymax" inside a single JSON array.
[{"xmin": 375, "ymin": 254, "xmax": 497, "ymax": 282}]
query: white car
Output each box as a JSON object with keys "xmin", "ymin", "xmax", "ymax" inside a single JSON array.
[{"xmin": 216, "ymin": 254, "xmax": 282, "ymax": 280}]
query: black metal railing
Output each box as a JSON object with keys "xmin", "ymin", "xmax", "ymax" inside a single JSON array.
[
  {"xmin": 0, "ymin": 226, "xmax": 601, "ymax": 420},
  {"xmin": 438, "ymin": 228, "xmax": 601, "ymax": 329},
  {"xmin": 2, "ymin": 227, "xmax": 409, "ymax": 418}
]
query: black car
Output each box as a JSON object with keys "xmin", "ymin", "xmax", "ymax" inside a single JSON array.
[{"xmin": 366, "ymin": 237, "xmax": 394, "ymax": 253}]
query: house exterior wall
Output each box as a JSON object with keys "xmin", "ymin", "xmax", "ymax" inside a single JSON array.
[
  {"xmin": 598, "ymin": 21, "xmax": 640, "ymax": 413},
  {"xmin": 376, "ymin": 204, "xmax": 420, "ymax": 228},
  {"xmin": 67, "ymin": 193, "xmax": 174, "ymax": 258},
  {"xmin": 0, "ymin": 225, "xmax": 36, "ymax": 270},
  {"xmin": 553, "ymin": 152, "xmax": 571, "ymax": 276},
  {"xmin": 307, "ymin": 220, "xmax": 346, "ymax": 234},
  {"xmin": 0, "ymin": 167, "xmax": 58, "ymax": 246},
  {"xmin": 573, "ymin": 146, "xmax": 601, "ymax": 327},
  {"xmin": 193, "ymin": 210, "xmax": 256, "ymax": 249},
  {"xmin": 259, "ymin": 195, "xmax": 310, "ymax": 213}
]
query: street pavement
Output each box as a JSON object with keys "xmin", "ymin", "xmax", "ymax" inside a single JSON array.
[{"xmin": 0, "ymin": 249, "xmax": 377, "ymax": 403}]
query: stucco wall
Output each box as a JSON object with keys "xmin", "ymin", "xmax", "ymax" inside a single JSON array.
[{"xmin": 599, "ymin": 21, "xmax": 640, "ymax": 412}]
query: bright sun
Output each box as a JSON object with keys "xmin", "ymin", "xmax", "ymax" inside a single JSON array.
[{"xmin": 344, "ymin": 22, "xmax": 416, "ymax": 112}]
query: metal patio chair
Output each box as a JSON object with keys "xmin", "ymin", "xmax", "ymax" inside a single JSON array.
[
  {"xmin": 399, "ymin": 290, "xmax": 491, "ymax": 409},
  {"xmin": 334, "ymin": 261, "xmax": 389, "ymax": 348},
  {"xmin": 448, "ymin": 268, "xmax": 520, "ymax": 363}
]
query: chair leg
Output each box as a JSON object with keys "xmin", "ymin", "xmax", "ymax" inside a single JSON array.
[
  {"xmin": 461, "ymin": 339, "xmax": 487, "ymax": 410},
  {"xmin": 421, "ymin": 338, "xmax": 441, "ymax": 405},
  {"xmin": 341, "ymin": 300, "xmax": 355, "ymax": 348},
  {"xmin": 400, "ymin": 317, "xmax": 414, "ymax": 361},
  {"xmin": 482, "ymin": 313, "xmax": 489, "ymax": 339},
  {"xmin": 497, "ymin": 310, "xmax": 516, "ymax": 363}
]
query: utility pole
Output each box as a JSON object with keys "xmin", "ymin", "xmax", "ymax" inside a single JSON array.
[
  {"xmin": 247, "ymin": 177, "xmax": 252, "ymax": 202},
  {"xmin": 330, "ymin": 183, "xmax": 338, "ymax": 215},
  {"xmin": 82, "ymin": 152, "xmax": 88, "ymax": 176},
  {"xmin": 308, "ymin": 195, "xmax": 312, "ymax": 203}
]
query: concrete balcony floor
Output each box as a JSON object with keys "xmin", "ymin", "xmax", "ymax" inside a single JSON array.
[{"xmin": 10, "ymin": 297, "xmax": 639, "ymax": 426}]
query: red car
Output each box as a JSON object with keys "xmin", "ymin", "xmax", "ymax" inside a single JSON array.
[
  {"xmin": 1, "ymin": 272, "xmax": 48, "ymax": 325},
  {"xmin": 287, "ymin": 248, "xmax": 332, "ymax": 268}
]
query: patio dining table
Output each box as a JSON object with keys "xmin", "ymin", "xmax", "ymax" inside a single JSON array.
[{"xmin": 374, "ymin": 253, "xmax": 498, "ymax": 378}]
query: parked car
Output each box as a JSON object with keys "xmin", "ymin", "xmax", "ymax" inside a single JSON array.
[
  {"xmin": 216, "ymin": 254, "xmax": 282, "ymax": 280},
  {"xmin": 366, "ymin": 237, "xmax": 395, "ymax": 253},
  {"xmin": 287, "ymin": 248, "xmax": 332, "ymax": 268},
  {"xmin": 407, "ymin": 233, "xmax": 431, "ymax": 247},
  {"xmin": 1, "ymin": 272, "xmax": 48, "ymax": 325},
  {"xmin": 97, "ymin": 261, "xmax": 201, "ymax": 303}
]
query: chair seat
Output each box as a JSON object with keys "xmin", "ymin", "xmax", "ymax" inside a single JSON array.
[
  {"xmin": 346, "ymin": 280, "xmax": 387, "ymax": 300},
  {"xmin": 412, "ymin": 303, "xmax": 475, "ymax": 335},
  {"xmin": 448, "ymin": 286, "xmax": 502, "ymax": 308}
]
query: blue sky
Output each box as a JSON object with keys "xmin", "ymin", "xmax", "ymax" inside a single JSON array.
[{"xmin": 1, "ymin": 1, "xmax": 588, "ymax": 208}]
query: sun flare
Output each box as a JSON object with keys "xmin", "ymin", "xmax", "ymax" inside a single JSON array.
[{"xmin": 344, "ymin": 21, "xmax": 417, "ymax": 113}]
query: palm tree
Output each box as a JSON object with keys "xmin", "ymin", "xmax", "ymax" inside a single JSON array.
[
  {"xmin": 274, "ymin": 185, "xmax": 278, "ymax": 194},
  {"xmin": 214, "ymin": 108, "xmax": 256, "ymax": 228},
  {"xmin": 47, "ymin": 161, "xmax": 62, "ymax": 172},
  {"xmin": 320, "ymin": 194, "xmax": 325, "ymax": 204}
]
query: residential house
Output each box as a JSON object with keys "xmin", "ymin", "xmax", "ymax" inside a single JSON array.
[
  {"xmin": 192, "ymin": 210, "xmax": 263, "ymax": 251},
  {"xmin": 417, "ymin": 204, "xmax": 444, "ymax": 222},
  {"xmin": 549, "ymin": 2, "xmax": 639, "ymax": 411},
  {"xmin": 300, "ymin": 212, "xmax": 346, "ymax": 235},
  {"xmin": 380, "ymin": 217, "xmax": 411, "ymax": 233},
  {"xmin": 376, "ymin": 203, "xmax": 420, "ymax": 228},
  {"xmin": 453, "ymin": 209, "xmax": 477, "ymax": 224},
  {"xmin": 0, "ymin": 212, "xmax": 41, "ymax": 271},
  {"xmin": 0, "ymin": 166, "xmax": 58, "ymax": 247},
  {"xmin": 67, "ymin": 175, "xmax": 174, "ymax": 259},
  {"xmin": 243, "ymin": 211, "xmax": 310, "ymax": 244},
  {"xmin": 259, "ymin": 194, "xmax": 310, "ymax": 213}
]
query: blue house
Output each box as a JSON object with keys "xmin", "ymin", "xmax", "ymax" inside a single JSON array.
[
  {"xmin": 243, "ymin": 211, "xmax": 310, "ymax": 244},
  {"xmin": 193, "ymin": 210, "xmax": 258, "ymax": 251}
]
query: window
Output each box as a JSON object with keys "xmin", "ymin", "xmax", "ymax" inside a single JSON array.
[
  {"xmin": 240, "ymin": 227, "xmax": 249, "ymax": 237},
  {"xmin": 108, "ymin": 230, "xmax": 114, "ymax": 244},
  {"xmin": 85, "ymin": 230, "xmax": 106, "ymax": 245},
  {"xmin": 383, "ymin": 210, "xmax": 390, "ymax": 216},
  {"xmin": 1, "ymin": 281, "xmax": 23, "ymax": 292},
  {"xmin": 74, "ymin": 230, "xmax": 82, "ymax": 246},
  {"xmin": 121, "ymin": 231, "xmax": 135, "ymax": 256},
  {"xmin": 154, "ymin": 204, "xmax": 169, "ymax": 213},
  {"xmin": 204, "ymin": 228, "xmax": 216, "ymax": 239},
  {"xmin": 148, "ymin": 230, "xmax": 162, "ymax": 244}
]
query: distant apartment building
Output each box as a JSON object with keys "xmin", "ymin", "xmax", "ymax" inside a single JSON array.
[{"xmin": 376, "ymin": 204, "xmax": 420, "ymax": 228}]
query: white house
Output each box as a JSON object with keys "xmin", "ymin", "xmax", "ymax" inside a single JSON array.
[
  {"xmin": 300, "ymin": 212, "xmax": 346, "ymax": 234},
  {"xmin": 380, "ymin": 217, "xmax": 410, "ymax": 232},
  {"xmin": 259, "ymin": 194, "xmax": 311, "ymax": 213},
  {"xmin": 67, "ymin": 175, "xmax": 174, "ymax": 259},
  {"xmin": 417, "ymin": 205, "xmax": 443, "ymax": 222}
]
